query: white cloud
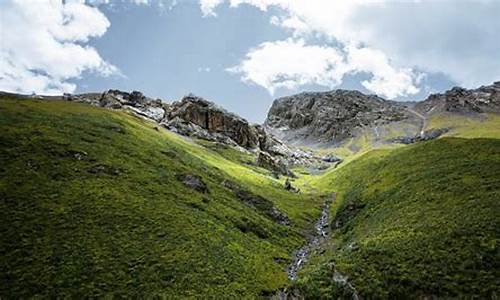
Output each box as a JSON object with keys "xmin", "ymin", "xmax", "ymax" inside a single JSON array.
[
  {"xmin": 0, "ymin": 0, "xmax": 118, "ymax": 95},
  {"xmin": 228, "ymin": 39, "xmax": 346, "ymax": 94},
  {"xmin": 346, "ymin": 46, "xmax": 420, "ymax": 99},
  {"xmin": 200, "ymin": 0, "xmax": 225, "ymax": 16},
  {"xmin": 201, "ymin": 0, "xmax": 500, "ymax": 98},
  {"xmin": 229, "ymin": 39, "xmax": 419, "ymax": 98}
]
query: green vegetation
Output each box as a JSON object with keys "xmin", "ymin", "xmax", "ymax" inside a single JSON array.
[
  {"xmin": 0, "ymin": 97, "xmax": 323, "ymax": 298},
  {"xmin": 427, "ymin": 113, "xmax": 500, "ymax": 139},
  {"xmin": 296, "ymin": 138, "xmax": 500, "ymax": 298},
  {"xmin": 1, "ymin": 96, "xmax": 499, "ymax": 298}
]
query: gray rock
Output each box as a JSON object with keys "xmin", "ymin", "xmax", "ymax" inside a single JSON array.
[
  {"xmin": 415, "ymin": 82, "xmax": 500, "ymax": 115},
  {"xmin": 124, "ymin": 105, "xmax": 165, "ymax": 122},
  {"xmin": 167, "ymin": 95, "xmax": 260, "ymax": 149},
  {"xmin": 391, "ymin": 128, "xmax": 449, "ymax": 144},
  {"xmin": 321, "ymin": 154, "xmax": 342, "ymax": 163},
  {"xmin": 257, "ymin": 151, "xmax": 294, "ymax": 177},
  {"xmin": 265, "ymin": 89, "xmax": 411, "ymax": 144},
  {"xmin": 176, "ymin": 174, "xmax": 208, "ymax": 193}
]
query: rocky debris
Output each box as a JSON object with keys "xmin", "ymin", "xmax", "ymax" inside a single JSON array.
[
  {"xmin": 269, "ymin": 207, "xmax": 291, "ymax": 226},
  {"xmin": 176, "ymin": 174, "xmax": 208, "ymax": 193},
  {"xmin": 65, "ymin": 90, "xmax": 167, "ymax": 122},
  {"xmin": 257, "ymin": 151, "xmax": 294, "ymax": 177},
  {"xmin": 415, "ymin": 81, "xmax": 500, "ymax": 115},
  {"xmin": 321, "ymin": 153, "xmax": 342, "ymax": 163},
  {"xmin": 257, "ymin": 130, "xmax": 324, "ymax": 166},
  {"xmin": 391, "ymin": 128, "xmax": 449, "ymax": 144},
  {"xmin": 162, "ymin": 116, "xmax": 240, "ymax": 147},
  {"xmin": 265, "ymin": 89, "xmax": 411, "ymax": 144},
  {"xmin": 236, "ymin": 190, "xmax": 290, "ymax": 226}
]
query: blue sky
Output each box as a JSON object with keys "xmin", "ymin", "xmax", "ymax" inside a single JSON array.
[
  {"xmin": 1, "ymin": 0, "xmax": 499, "ymax": 122},
  {"xmin": 77, "ymin": 1, "xmax": 289, "ymax": 121}
]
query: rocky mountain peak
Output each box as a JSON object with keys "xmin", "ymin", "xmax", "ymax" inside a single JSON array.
[
  {"xmin": 415, "ymin": 81, "xmax": 500, "ymax": 115},
  {"xmin": 265, "ymin": 89, "xmax": 411, "ymax": 144}
]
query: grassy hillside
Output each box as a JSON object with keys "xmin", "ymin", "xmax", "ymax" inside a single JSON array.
[
  {"xmin": 295, "ymin": 137, "xmax": 500, "ymax": 298},
  {"xmin": 2, "ymin": 96, "xmax": 499, "ymax": 298},
  {"xmin": 0, "ymin": 97, "xmax": 325, "ymax": 298},
  {"xmin": 427, "ymin": 113, "xmax": 500, "ymax": 139}
]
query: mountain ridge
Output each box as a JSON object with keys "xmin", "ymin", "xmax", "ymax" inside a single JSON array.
[
  {"xmin": 3, "ymin": 80, "xmax": 499, "ymax": 150},
  {"xmin": 1, "ymin": 82, "xmax": 499, "ymax": 298}
]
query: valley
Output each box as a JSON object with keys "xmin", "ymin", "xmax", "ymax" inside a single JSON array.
[{"xmin": 1, "ymin": 81, "xmax": 499, "ymax": 298}]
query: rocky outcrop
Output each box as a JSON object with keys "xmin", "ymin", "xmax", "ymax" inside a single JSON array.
[
  {"xmin": 321, "ymin": 154, "xmax": 342, "ymax": 163},
  {"xmin": 65, "ymin": 90, "xmax": 167, "ymax": 122},
  {"xmin": 257, "ymin": 151, "xmax": 293, "ymax": 177},
  {"xmin": 265, "ymin": 90, "xmax": 411, "ymax": 144},
  {"xmin": 176, "ymin": 174, "xmax": 208, "ymax": 193},
  {"xmin": 415, "ymin": 81, "xmax": 500, "ymax": 115},
  {"xmin": 391, "ymin": 128, "xmax": 449, "ymax": 144},
  {"xmin": 60, "ymin": 90, "xmax": 307, "ymax": 173},
  {"xmin": 164, "ymin": 95, "xmax": 261, "ymax": 149},
  {"xmin": 63, "ymin": 91, "xmax": 264, "ymax": 150}
]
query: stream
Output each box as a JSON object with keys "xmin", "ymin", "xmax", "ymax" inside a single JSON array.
[
  {"xmin": 274, "ymin": 193, "xmax": 359, "ymax": 300},
  {"xmin": 286, "ymin": 195, "xmax": 333, "ymax": 281}
]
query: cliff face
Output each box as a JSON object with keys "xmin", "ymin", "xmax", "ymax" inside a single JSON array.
[
  {"xmin": 166, "ymin": 95, "xmax": 260, "ymax": 149},
  {"xmin": 415, "ymin": 81, "xmax": 500, "ymax": 115},
  {"xmin": 265, "ymin": 90, "xmax": 411, "ymax": 144}
]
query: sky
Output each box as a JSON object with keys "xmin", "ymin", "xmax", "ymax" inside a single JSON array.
[{"xmin": 1, "ymin": 0, "xmax": 499, "ymax": 122}]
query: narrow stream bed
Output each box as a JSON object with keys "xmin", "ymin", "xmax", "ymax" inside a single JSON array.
[
  {"xmin": 275, "ymin": 193, "xmax": 359, "ymax": 300},
  {"xmin": 287, "ymin": 195, "xmax": 334, "ymax": 281}
]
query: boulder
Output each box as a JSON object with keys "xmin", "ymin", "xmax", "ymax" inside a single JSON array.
[
  {"xmin": 257, "ymin": 151, "xmax": 293, "ymax": 177},
  {"xmin": 176, "ymin": 174, "xmax": 208, "ymax": 193},
  {"xmin": 321, "ymin": 154, "xmax": 342, "ymax": 163}
]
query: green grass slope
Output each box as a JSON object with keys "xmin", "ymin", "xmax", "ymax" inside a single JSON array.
[
  {"xmin": 0, "ymin": 97, "xmax": 324, "ymax": 298},
  {"xmin": 427, "ymin": 113, "xmax": 500, "ymax": 139},
  {"xmin": 296, "ymin": 138, "xmax": 500, "ymax": 298}
]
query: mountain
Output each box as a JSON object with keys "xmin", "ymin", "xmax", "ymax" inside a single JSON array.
[
  {"xmin": 265, "ymin": 90, "xmax": 418, "ymax": 145},
  {"xmin": 1, "ymin": 82, "xmax": 499, "ymax": 298},
  {"xmin": 265, "ymin": 82, "xmax": 500, "ymax": 150},
  {"xmin": 415, "ymin": 81, "xmax": 500, "ymax": 115}
]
